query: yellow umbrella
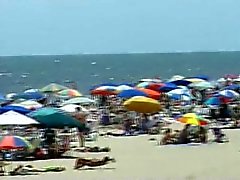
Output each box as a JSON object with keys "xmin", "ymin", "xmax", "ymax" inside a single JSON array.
[
  {"xmin": 123, "ymin": 96, "xmax": 161, "ymax": 113},
  {"xmin": 177, "ymin": 113, "xmax": 208, "ymax": 126}
]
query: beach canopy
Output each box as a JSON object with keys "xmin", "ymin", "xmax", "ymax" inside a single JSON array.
[
  {"xmin": 0, "ymin": 136, "xmax": 33, "ymax": 150},
  {"xmin": 117, "ymin": 89, "xmax": 147, "ymax": 99},
  {"xmin": 0, "ymin": 110, "xmax": 39, "ymax": 125},
  {"xmin": 61, "ymin": 97, "xmax": 96, "ymax": 105},
  {"xmin": 0, "ymin": 105, "xmax": 31, "ymax": 115},
  {"xmin": 58, "ymin": 89, "xmax": 82, "ymax": 98},
  {"xmin": 123, "ymin": 96, "xmax": 161, "ymax": 113},
  {"xmin": 28, "ymin": 107, "xmax": 85, "ymax": 128},
  {"xmin": 176, "ymin": 113, "xmax": 208, "ymax": 126},
  {"xmin": 40, "ymin": 83, "xmax": 68, "ymax": 93}
]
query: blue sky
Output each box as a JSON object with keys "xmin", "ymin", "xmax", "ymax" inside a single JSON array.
[{"xmin": 0, "ymin": 0, "xmax": 240, "ymax": 55}]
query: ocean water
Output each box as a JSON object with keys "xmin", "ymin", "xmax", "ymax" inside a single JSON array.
[{"xmin": 0, "ymin": 51, "xmax": 240, "ymax": 94}]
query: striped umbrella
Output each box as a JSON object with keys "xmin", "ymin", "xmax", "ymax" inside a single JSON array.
[
  {"xmin": 0, "ymin": 136, "xmax": 33, "ymax": 150},
  {"xmin": 58, "ymin": 89, "xmax": 82, "ymax": 98},
  {"xmin": 176, "ymin": 113, "xmax": 208, "ymax": 126}
]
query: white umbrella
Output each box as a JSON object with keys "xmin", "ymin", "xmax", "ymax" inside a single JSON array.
[
  {"xmin": 115, "ymin": 85, "xmax": 133, "ymax": 92},
  {"xmin": 60, "ymin": 104, "xmax": 89, "ymax": 114},
  {"xmin": 61, "ymin": 97, "xmax": 96, "ymax": 105},
  {"xmin": 11, "ymin": 100, "xmax": 43, "ymax": 109},
  {"xmin": 0, "ymin": 110, "xmax": 39, "ymax": 125}
]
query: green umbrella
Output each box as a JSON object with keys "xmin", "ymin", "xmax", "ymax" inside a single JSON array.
[
  {"xmin": 40, "ymin": 83, "xmax": 68, "ymax": 93},
  {"xmin": 28, "ymin": 107, "xmax": 85, "ymax": 129}
]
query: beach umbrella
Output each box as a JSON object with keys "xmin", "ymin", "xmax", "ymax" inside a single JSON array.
[
  {"xmin": 137, "ymin": 88, "xmax": 160, "ymax": 100},
  {"xmin": 184, "ymin": 78, "xmax": 206, "ymax": 83},
  {"xmin": 186, "ymin": 75, "xmax": 209, "ymax": 81},
  {"xmin": 115, "ymin": 85, "xmax": 134, "ymax": 92},
  {"xmin": 224, "ymin": 84, "xmax": 240, "ymax": 91},
  {"xmin": 123, "ymin": 96, "xmax": 161, "ymax": 113},
  {"xmin": 24, "ymin": 89, "xmax": 39, "ymax": 93},
  {"xmin": 58, "ymin": 89, "xmax": 82, "ymax": 98},
  {"xmin": 12, "ymin": 92, "xmax": 45, "ymax": 100},
  {"xmin": 60, "ymin": 104, "xmax": 89, "ymax": 114},
  {"xmin": 61, "ymin": 97, "xmax": 96, "ymax": 105},
  {"xmin": 0, "ymin": 105, "xmax": 31, "ymax": 115},
  {"xmin": 159, "ymin": 83, "xmax": 179, "ymax": 92},
  {"xmin": 40, "ymin": 83, "xmax": 68, "ymax": 93},
  {"xmin": 218, "ymin": 90, "xmax": 239, "ymax": 99},
  {"xmin": 0, "ymin": 136, "xmax": 33, "ymax": 150},
  {"xmin": 167, "ymin": 88, "xmax": 192, "ymax": 97},
  {"xmin": 139, "ymin": 78, "xmax": 162, "ymax": 83},
  {"xmin": 168, "ymin": 75, "xmax": 185, "ymax": 82},
  {"xmin": 91, "ymin": 86, "xmax": 117, "ymax": 96},
  {"xmin": 136, "ymin": 82, "xmax": 151, "ymax": 88},
  {"xmin": 11, "ymin": 100, "xmax": 43, "ymax": 110},
  {"xmin": 28, "ymin": 107, "xmax": 85, "ymax": 128},
  {"xmin": 169, "ymin": 94, "xmax": 192, "ymax": 101},
  {"xmin": 170, "ymin": 79, "xmax": 192, "ymax": 86},
  {"xmin": 117, "ymin": 89, "xmax": 147, "ymax": 99},
  {"xmin": 0, "ymin": 110, "xmax": 39, "ymax": 125},
  {"xmin": 204, "ymin": 97, "xmax": 221, "ymax": 106},
  {"xmin": 146, "ymin": 83, "xmax": 164, "ymax": 91},
  {"xmin": 189, "ymin": 81, "xmax": 215, "ymax": 90},
  {"xmin": 176, "ymin": 113, "xmax": 208, "ymax": 126}
]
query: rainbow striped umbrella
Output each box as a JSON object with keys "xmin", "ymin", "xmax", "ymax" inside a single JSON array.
[
  {"xmin": 58, "ymin": 89, "xmax": 82, "ymax": 98},
  {"xmin": 0, "ymin": 136, "xmax": 33, "ymax": 150}
]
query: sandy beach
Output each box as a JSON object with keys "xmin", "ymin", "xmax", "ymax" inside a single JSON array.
[{"xmin": 2, "ymin": 129, "xmax": 240, "ymax": 180}]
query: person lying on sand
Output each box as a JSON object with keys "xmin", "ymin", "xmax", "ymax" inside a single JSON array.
[
  {"xmin": 74, "ymin": 156, "xmax": 116, "ymax": 169},
  {"xmin": 9, "ymin": 165, "xmax": 66, "ymax": 175},
  {"xmin": 74, "ymin": 146, "xmax": 111, "ymax": 153},
  {"xmin": 160, "ymin": 128, "xmax": 178, "ymax": 145}
]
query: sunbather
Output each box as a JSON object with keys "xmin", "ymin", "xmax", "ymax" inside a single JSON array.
[{"xmin": 74, "ymin": 146, "xmax": 111, "ymax": 153}]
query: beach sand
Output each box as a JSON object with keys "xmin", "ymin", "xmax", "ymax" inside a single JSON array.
[{"xmin": 3, "ymin": 129, "xmax": 240, "ymax": 180}]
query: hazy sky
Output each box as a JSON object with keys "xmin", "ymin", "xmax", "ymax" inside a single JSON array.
[{"xmin": 0, "ymin": 0, "xmax": 240, "ymax": 55}]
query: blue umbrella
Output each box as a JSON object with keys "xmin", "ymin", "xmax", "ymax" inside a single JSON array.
[
  {"xmin": 13, "ymin": 92, "xmax": 45, "ymax": 100},
  {"xmin": 186, "ymin": 75, "xmax": 209, "ymax": 81},
  {"xmin": 170, "ymin": 80, "xmax": 192, "ymax": 86},
  {"xmin": 224, "ymin": 84, "xmax": 240, "ymax": 91},
  {"xmin": 28, "ymin": 107, "xmax": 85, "ymax": 129},
  {"xmin": 0, "ymin": 105, "xmax": 31, "ymax": 115},
  {"xmin": 159, "ymin": 83, "xmax": 179, "ymax": 92},
  {"xmin": 205, "ymin": 97, "xmax": 221, "ymax": 106},
  {"xmin": 117, "ymin": 89, "xmax": 147, "ymax": 98}
]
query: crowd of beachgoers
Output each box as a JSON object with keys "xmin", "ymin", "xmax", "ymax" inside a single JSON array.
[{"xmin": 0, "ymin": 74, "xmax": 240, "ymax": 176}]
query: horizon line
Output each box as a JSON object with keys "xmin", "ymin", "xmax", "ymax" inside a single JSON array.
[{"xmin": 0, "ymin": 49, "xmax": 240, "ymax": 57}]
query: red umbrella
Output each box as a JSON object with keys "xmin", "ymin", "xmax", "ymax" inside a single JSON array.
[
  {"xmin": 137, "ymin": 88, "xmax": 161, "ymax": 100},
  {"xmin": 146, "ymin": 83, "xmax": 164, "ymax": 91}
]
